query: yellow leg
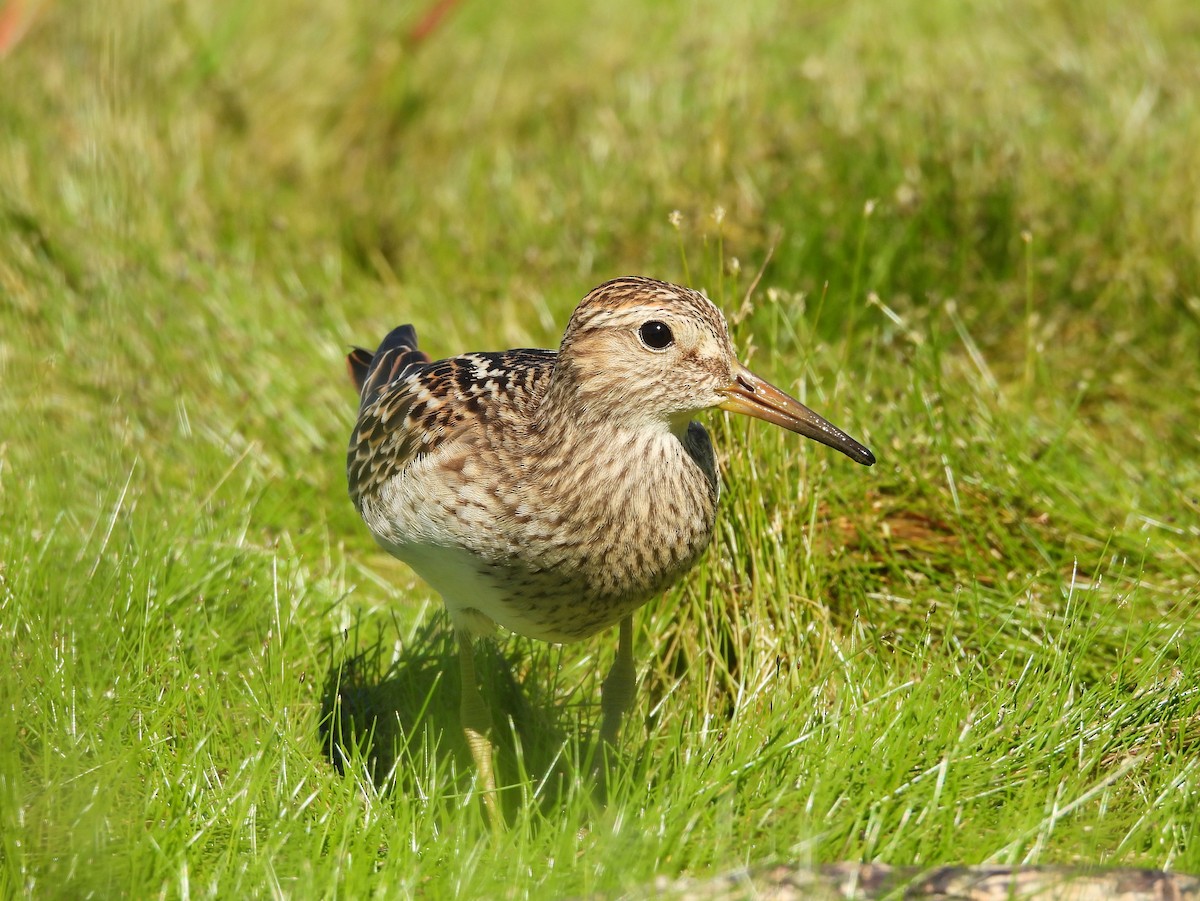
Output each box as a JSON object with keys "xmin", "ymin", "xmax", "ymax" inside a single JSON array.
[
  {"xmin": 598, "ymin": 616, "xmax": 636, "ymax": 752},
  {"xmin": 457, "ymin": 630, "xmax": 500, "ymax": 827}
]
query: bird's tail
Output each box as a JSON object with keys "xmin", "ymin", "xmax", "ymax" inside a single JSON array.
[{"xmin": 347, "ymin": 324, "xmax": 431, "ymax": 403}]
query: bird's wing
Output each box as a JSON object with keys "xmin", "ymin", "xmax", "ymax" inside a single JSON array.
[{"xmin": 347, "ymin": 335, "xmax": 555, "ymax": 507}]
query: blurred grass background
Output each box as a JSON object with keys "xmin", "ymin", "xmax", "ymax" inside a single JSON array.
[{"xmin": 1, "ymin": 0, "xmax": 1198, "ymax": 897}]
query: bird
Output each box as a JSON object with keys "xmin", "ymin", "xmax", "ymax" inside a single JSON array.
[{"xmin": 346, "ymin": 276, "xmax": 874, "ymax": 821}]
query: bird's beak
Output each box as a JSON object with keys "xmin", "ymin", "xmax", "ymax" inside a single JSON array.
[{"xmin": 717, "ymin": 363, "xmax": 876, "ymax": 466}]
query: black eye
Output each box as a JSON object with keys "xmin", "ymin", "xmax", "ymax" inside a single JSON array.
[{"xmin": 638, "ymin": 320, "xmax": 674, "ymax": 350}]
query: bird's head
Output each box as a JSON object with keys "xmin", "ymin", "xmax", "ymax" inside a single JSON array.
[{"xmin": 553, "ymin": 276, "xmax": 875, "ymax": 466}]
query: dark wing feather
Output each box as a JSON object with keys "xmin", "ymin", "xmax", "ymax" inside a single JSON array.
[
  {"xmin": 348, "ymin": 324, "xmax": 432, "ymax": 407},
  {"xmin": 346, "ymin": 347, "xmax": 375, "ymax": 393},
  {"xmin": 347, "ymin": 341, "xmax": 556, "ymax": 509}
]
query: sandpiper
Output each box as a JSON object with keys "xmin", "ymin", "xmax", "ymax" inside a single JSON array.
[{"xmin": 346, "ymin": 276, "xmax": 874, "ymax": 820}]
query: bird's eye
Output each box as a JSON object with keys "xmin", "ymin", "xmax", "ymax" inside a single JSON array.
[{"xmin": 638, "ymin": 320, "xmax": 674, "ymax": 350}]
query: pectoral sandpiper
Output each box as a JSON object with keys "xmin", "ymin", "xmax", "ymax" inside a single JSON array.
[{"xmin": 346, "ymin": 276, "xmax": 874, "ymax": 820}]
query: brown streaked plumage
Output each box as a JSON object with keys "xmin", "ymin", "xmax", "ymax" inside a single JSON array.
[{"xmin": 346, "ymin": 276, "xmax": 874, "ymax": 821}]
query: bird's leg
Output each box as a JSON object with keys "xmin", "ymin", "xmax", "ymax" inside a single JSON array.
[
  {"xmin": 457, "ymin": 630, "xmax": 500, "ymax": 826},
  {"xmin": 597, "ymin": 615, "xmax": 636, "ymax": 760}
]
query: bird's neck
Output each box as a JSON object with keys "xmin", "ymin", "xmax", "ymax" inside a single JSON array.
[{"xmin": 535, "ymin": 355, "xmax": 682, "ymax": 438}]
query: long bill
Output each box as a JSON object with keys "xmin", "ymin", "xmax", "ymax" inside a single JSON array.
[{"xmin": 717, "ymin": 363, "xmax": 876, "ymax": 466}]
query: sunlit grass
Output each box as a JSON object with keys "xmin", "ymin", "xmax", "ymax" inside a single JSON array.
[{"xmin": 2, "ymin": 0, "xmax": 1198, "ymax": 897}]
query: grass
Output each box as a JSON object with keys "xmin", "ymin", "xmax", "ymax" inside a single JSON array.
[{"xmin": 2, "ymin": 0, "xmax": 1199, "ymax": 896}]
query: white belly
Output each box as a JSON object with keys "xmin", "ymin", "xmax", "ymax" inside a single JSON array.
[{"xmin": 386, "ymin": 539, "xmax": 587, "ymax": 642}]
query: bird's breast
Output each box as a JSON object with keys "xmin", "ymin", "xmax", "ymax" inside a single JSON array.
[
  {"xmin": 361, "ymin": 421, "xmax": 721, "ymax": 642},
  {"xmin": 482, "ymin": 422, "xmax": 720, "ymax": 638}
]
